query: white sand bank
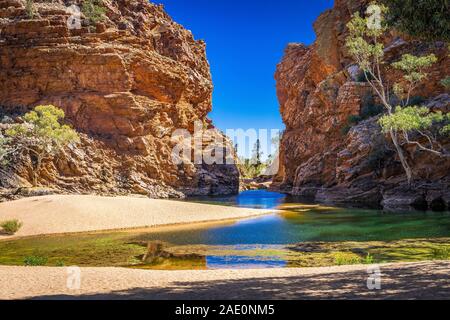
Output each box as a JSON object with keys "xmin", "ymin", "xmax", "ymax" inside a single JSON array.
[{"xmin": 0, "ymin": 195, "xmax": 274, "ymax": 239}]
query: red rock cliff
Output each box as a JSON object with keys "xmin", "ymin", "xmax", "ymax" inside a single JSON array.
[
  {"xmin": 0, "ymin": 0, "xmax": 239, "ymax": 198},
  {"xmin": 274, "ymin": 0, "xmax": 450, "ymax": 211}
]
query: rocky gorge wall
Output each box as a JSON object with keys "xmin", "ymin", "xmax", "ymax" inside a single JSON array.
[
  {"xmin": 0, "ymin": 0, "xmax": 239, "ymax": 199},
  {"xmin": 274, "ymin": 0, "xmax": 450, "ymax": 211}
]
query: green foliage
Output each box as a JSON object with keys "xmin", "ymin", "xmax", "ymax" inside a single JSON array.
[
  {"xmin": 364, "ymin": 253, "xmax": 375, "ymax": 264},
  {"xmin": 392, "ymin": 54, "xmax": 438, "ymax": 84},
  {"xmin": 238, "ymin": 139, "xmax": 271, "ymax": 178},
  {"xmin": 238, "ymin": 157, "xmax": 267, "ymax": 179},
  {"xmin": 383, "ymin": 0, "xmax": 450, "ymax": 42},
  {"xmin": 345, "ymin": 2, "xmax": 445, "ymax": 184},
  {"xmin": 6, "ymin": 105, "xmax": 79, "ymax": 148},
  {"xmin": 345, "ymin": 4, "xmax": 388, "ymax": 72},
  {"xmin": 24, "ymin": 255, "xmax": 48, "ymax": 266},
  {"xmin": 379, "ymin": 106, "xmax": 446, "ymax": 134},
  {"xmin": 5, "ymin": 105, "xmax": 80, "ymax": 185},
  {"xmin": 82, "ymin": 0, "xmax": 106, "ymax": 25},
  {"xmin": 431, "ymin": 247, "xmax": 450, "ymax": 260},
  {"xmin": 252, "ymin": 139, "xmax": 263, "ymax": 167},
  {"xmin": 334, "ymin": 252, "xmax": 375, "ymax": 265},
  {"xmin": 0, "ymin": 219, "xmax": 23, "ymax": 235},
  {"xmin": 441, "ymin": 114, "xmax": 450, "ymax": 134},
  {"xmin": 333, "ymin": 252, "xmax": 362, "ymax": 266},
  {"xmin": 441, "ymin": 76, "xmax": 450, "ymax": 89},
  {"xmin": 56, "ymin": 260, "xmax": 66, "ymax": 267},
  {"xmin": 25, "ymin": 0, "xmax": 36, "ymax": 19}
]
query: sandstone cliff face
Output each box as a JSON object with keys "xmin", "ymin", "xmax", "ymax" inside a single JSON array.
[
  {"xmin": 274, "ymin": 0, "xmax": 450, "ymax": 211},
  {"xmin": 0, "ymin": 0, "xmax": 239, "ymax": 198}
]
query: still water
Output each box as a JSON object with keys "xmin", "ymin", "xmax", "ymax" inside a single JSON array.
[
  {"xmin": 1, "ymin": 190, "xmax": 449, "ymax": 269},
  {"xmin": 131, "ymin": 190, "xmax": 450, "ymax": 268}
]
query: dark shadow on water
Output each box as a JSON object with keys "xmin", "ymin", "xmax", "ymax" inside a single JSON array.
[{"xmin": 31, "ymin": 262, "xmax": 450, "ymax": 300}]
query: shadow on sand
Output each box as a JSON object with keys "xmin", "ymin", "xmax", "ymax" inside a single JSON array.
[{"xmin": 32, "ymin": 262, "xmax": 450, "ymax": 300}]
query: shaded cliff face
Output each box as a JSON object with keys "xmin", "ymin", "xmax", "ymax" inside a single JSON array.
[
  {"xmin": 275, "ymin": 0, "xmax": 450, "ymax": 211},
  {"xmin": 0, "ymin": 0, "xmax": 239, "ymax": 198}
]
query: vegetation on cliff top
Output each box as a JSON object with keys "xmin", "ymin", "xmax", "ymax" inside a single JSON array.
[{"xmin": 384, "ymin": 0, "xmax": 450, "ymax": 42}]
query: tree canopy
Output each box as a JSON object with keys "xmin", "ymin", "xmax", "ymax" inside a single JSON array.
[
  {"xmin": 383, "ymin": 0, "xmax": 450, "ymax": 42},
  {"xmin": 345, "ymin": 1, "xmax": 450, "ymax": 185},
  {"xmin": 4, "ymin": 105, "xmax": 80, "ymax": 185}
]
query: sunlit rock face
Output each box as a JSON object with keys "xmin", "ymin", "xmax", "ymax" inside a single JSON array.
[
  {"xmin": 0, "ymin": 0, "xmax": 239, "ymax": 198},
  {"xmin": 274, "ymin": 0, "xmax": 450, "ymax": 211}
]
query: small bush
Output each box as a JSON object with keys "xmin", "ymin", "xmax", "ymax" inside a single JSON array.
[
  {"xmin": 442, "ymin": 77, "xmax": 450, "ymax": 89},
  {"xmin": 334, "ymin": 253, "xmax": 361, "ymax": 266},
  {"xmin": 364, "ymin": 253, "xmax": 375, "ymax": 264},
  {"xmin": 56, "ymin": 260, "xmax": 65, "ymax": 267},
  {"xmin": 24, "ymin": 255, "xmax": 48, "ymax": 266},
  {"xmin": 361, "ymin": 104, "xmax": 384, "ymax": 119},
  {"xmin": 82, "ymin": 0, "xmax": 106, "ymax": 26},
  {"xmin": 0, "ymin": 219, "xmax": 23, "ymax": 235},
  {"xmin": 25, "ymin": 0, "xmax": 36, "ymax": 19}
]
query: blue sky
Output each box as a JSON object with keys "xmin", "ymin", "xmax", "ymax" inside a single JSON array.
[{"xmin": 155, "ymin": 0, "xmax": 334, "ymax": 132}]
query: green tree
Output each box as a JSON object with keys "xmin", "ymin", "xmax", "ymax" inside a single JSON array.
[
  {"xmin": 252, "ymin": 139, "xmax": 262, "ymax": 167},
  {"xmin": 345, "ymin": 2, "xmax": 449, "ymax": 185},
  {"xmin": 383, "ymin": 0, "xmax": 450, "ymax": 42},
  {"xmin": 82, "ymin": 0, "xmax": 106, "ymax": 26},
  {"xmin": 238, "ymin": 140, "xmax": 267, "ymax": 179},
  {"xmin": 379, "ymin": 107, "xmax": 450, "ymax": 155},
  {"xmin": 5, "ymin": 105, "xmax": 80, "ymax": 186}
]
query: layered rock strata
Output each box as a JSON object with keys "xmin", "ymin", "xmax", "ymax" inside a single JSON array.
[
  {"xmin": 274, "ymin": 0, "xmax": 450, "ymax": 211},
  {"xmin": 0, "ymin": 0, "xmax": 239, "ymax": 199}
]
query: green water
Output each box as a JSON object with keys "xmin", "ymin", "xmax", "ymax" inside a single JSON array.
[{"xmin": 1, "ymin": 190, "xmax": 449, "ymax": 269}]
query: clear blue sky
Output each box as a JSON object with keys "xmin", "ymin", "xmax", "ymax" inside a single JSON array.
[{"xmin": 155, "ymin": 0, "xmax": 334, "ymax": 132}]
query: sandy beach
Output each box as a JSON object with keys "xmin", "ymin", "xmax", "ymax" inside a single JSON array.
[
  {"xmin": 0, "ymin": 195, "xmax": 274, "ymax": 239},
  {"xmin": 1, "ymin": 261, "xmax": 449, "ymax": 300},
  {"xmin": 1, "ymin": 195, "xmax": 449, "ymax": 300}
]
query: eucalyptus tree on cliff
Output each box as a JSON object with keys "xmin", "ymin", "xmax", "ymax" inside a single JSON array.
[
  {"xmin": 345, "ymin": 2, "xmax": 450, "ymax": 185},
  {"xmin": 4, "ymin": 105, "xmax": 80, "ymax": 186}
]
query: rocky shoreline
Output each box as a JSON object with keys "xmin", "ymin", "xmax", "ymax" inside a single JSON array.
[{"xmin": 273, "ymin": 0, "xmax": 450, "ymax": 212}]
